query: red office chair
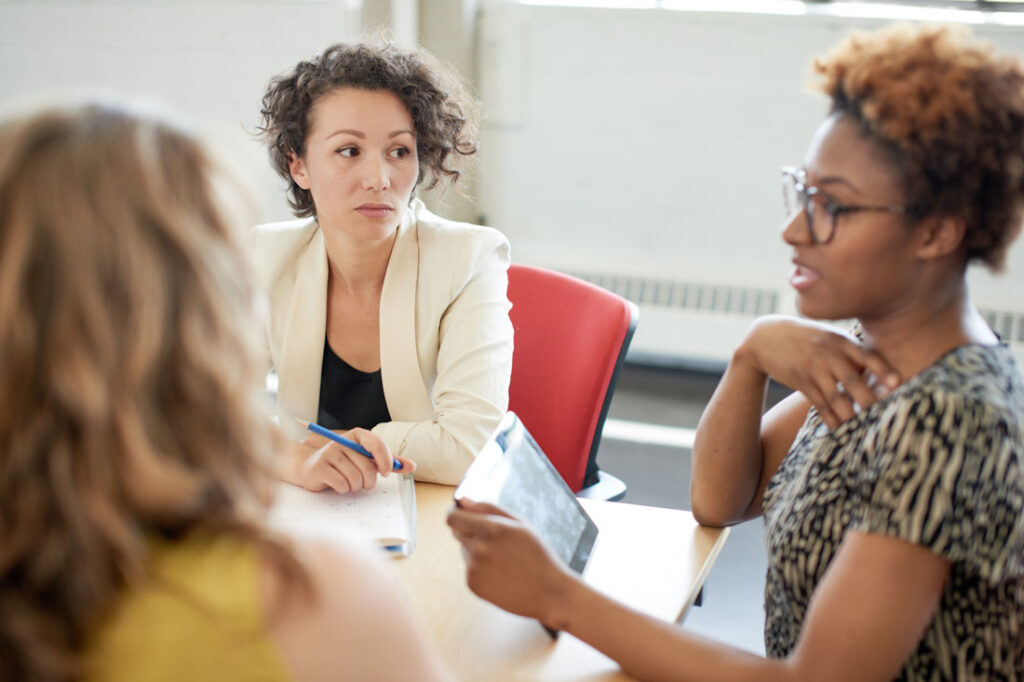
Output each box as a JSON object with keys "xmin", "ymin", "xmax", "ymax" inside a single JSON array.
[{"xmin": 506, "ymin": 264, "xmax": 638, "ymax": 500}]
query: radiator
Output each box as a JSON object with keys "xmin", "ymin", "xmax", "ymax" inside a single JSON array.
[{"xmin": 565, "ymin": 269, "xmax": 1024, "ymax": 369}]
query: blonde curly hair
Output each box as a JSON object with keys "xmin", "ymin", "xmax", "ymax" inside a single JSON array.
[{"xmin": 812, "ymin": 23, "xmax": 1024, "ymax": 270}]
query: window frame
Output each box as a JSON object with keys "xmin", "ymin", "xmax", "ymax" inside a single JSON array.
[{"xmin": 825, "ymin": 0, "xmax": 1024, "ymax": 11}]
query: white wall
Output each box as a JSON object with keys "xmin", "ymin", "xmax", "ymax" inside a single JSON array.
[
  {"xmin": 0, "ymin": 0, "xmax": 361, "ymax": 222},
  {"xmin": 476, "ymin": 3, "xmax": 1024, "ymax": 363},
  {"xmin": 2, "ymin": 2, "xmax": 1022, "ymax": 363}
]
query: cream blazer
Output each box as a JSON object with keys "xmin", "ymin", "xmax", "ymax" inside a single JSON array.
[{"xmin": 250, "ymin": 199, "xmax": 513, "ymax": 484}]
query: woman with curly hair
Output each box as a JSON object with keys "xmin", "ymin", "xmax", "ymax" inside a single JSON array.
[
  {"xmin": 254, "ymin": 39, "xmax": 513, "ymax": 491},
  {"xmin": 448, "ymin": 23, "xmax": 1024, "ymax": 681},
  {"xmin": 0, "ymin": 99, "xmax": 453, "ymax": 682}
]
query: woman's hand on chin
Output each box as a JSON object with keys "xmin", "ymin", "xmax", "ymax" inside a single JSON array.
[{"xmin": 736, "ymin": 315, "xmax": 902, "ymax": 430}]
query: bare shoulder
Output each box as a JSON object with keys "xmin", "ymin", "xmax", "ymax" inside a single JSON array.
[{"xmin": 259, "ymin": 530, "xmax": 454, "ymax": 682}]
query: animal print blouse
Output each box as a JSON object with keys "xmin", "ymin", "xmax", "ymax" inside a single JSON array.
[{"xmin": 762, "ymin": 343, "xmax": 1024, "ymax": 680}]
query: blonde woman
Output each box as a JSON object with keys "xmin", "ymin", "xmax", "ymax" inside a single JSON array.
[
  {"xmin": 255, "ymin": 39, "xmax": 514, "ymax": 493},
  {"xmin": 449, "ymin": 24, "xmax": 1024, "ymax": 681},
  {"xmin": 0, "ymin": 100, "xmax": 452, "ymax": 682}
]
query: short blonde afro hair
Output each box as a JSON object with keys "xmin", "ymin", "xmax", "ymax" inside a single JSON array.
[{"xmin": 813, "ymin": 23, "xmax": 1024, "ymax": 270}]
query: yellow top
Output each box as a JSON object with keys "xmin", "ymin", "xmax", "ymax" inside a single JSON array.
[{"xmin": 85, "ymin": 532, "xmax": 292, "ymax": 682}]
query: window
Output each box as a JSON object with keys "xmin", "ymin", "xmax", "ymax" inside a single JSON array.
[
  {"xmin": 517, "ymin": 0, "xmax": 1024, "ymax": 14},
  {"xmin": 829, "ymin": 0, "xmax": 1024, "ymax": 10}
]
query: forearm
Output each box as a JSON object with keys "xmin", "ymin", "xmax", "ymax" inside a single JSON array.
[
  {"xmin": 554, "ymin": 577, "xmax": 791, "ymax": 682},
  {"xmin": 690, "ymin": 344, "xmax": 770, "ymax": 526},
  {"xmin": 389, "ymin": 244, "xmax": 512, "ymax": 484},
  {"xmin": 563, "ymin": 532, "xmax": 950, "ymax": 682},
  {"xmin": 373, "ymin": 406, "xmax": 498, "ymax": 484}
]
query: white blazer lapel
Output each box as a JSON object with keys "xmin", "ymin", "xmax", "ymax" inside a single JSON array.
[
  {"xmin": 380, "ymin": 208, "xmax": 433, "ymax": 420},
  {"xmin": 277, "ymin": 227, "xmax": 328, "ymax": 439}
]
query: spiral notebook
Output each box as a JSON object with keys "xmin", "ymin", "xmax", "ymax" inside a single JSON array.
[{"xmin": 268, "ymin": 474, "xmax": 417, "ymax": 556}]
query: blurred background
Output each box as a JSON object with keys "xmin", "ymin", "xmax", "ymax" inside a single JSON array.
[
  {"xmin": 4, "ymin": 0, "xmax": 1023, "ymax": 655},
  {"xmin": 3, "ymin": 1, "xmax": 1019, "ymax": 368}
]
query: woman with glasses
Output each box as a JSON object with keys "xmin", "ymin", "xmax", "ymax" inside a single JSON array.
[{"xmin": 448, "ymin": 23, "xmax": 1024, "ymax": 681}]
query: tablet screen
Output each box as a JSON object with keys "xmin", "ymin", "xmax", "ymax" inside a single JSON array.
[{"xmin": 454, "ymin": 412, "xmax": 598, "ymax": 575}]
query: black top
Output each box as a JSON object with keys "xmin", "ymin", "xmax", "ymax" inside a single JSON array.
[{"xmin": 316, "ymin": 337, "xmax": 391, "ymax": 431}]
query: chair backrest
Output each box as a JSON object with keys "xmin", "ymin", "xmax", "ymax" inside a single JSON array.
[{"xmin": 506, "ymin": 264, "xmax": 638, "ymax": 492}]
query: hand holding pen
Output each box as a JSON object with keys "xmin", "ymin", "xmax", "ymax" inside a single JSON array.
[
  {"xmin": 303, "ymin": 421, "xmax": 405, "ymax": 471},
  {"xmin": 289, "ymin": 420, "xmax": 415, "ymax": 495}
]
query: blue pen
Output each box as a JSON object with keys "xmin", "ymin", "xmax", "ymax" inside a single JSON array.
[{"xmin": 302, "ymin": 420, "xmax": 404, "ymax": 472}]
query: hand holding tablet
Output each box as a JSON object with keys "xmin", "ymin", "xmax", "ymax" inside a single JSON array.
[{"xmin": 451, "ymin": 412, "xmax": 599, "ymax": 635}]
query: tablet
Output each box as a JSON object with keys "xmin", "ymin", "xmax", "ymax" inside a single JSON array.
[{"xmin": 454, "ymin": 412, "xmax": 599, "ymax": 576}]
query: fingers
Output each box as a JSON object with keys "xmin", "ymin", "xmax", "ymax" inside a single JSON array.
[
  {"xmin": 832, "ymin": 343, "xmax": 900, "ymax": 406},
  {"xmin": 447, "ymin": 510, "xmax": 490, "ymax": 551},
  {"xmin": 744, "ymin": 318, "xmax": 902, "ymax": 429},
  {"xmin": 333, "ymin": 428, "xmax": 418, "ymax": 475},
  {"xmin": 318, "ymin": 456, "xmax": 357, "ymax": 495},
  {"xmin": 298, "ymin": 427, "xmax": 417, "ymax": 494},
  {"xmin": 298, "ymin": 443, "xmax": 356, "ymax": 494},
  {"xmin": 809, "ymin": 351, "xmax": 902, "ymax": 431},
  {"xmin": 446, "ymin": 504, "xmax": 571, "ymax": 623},
  {"xmin": 446, "ymin": 502, "xmax": 516, "ymax": 544},
  {"xmin": 784, "ymin": 326, "xmax": 902, "ymax": 430},
  {"xmin": 844, "ymin": 345, "xmax": 902, "ymax": 396},
  {"xmin": 332, "ymin": 443, "xmax": 379, "ymax": 489},
  {"xmin": 455, "ymin": 498, "xmax": 514, "ymax": 519},
  {"xmin": 343, "ymin": 428, "xmax": 395, "ymax": 476},
  {"xmin": 301, "ymin": 442, "xmax": 379, "ymax": 494},
  {"xmin": 835, "ymin": 369, "xmax": 876, "ymax": 414},
  {"xmin": 803, "ymin": 381, "xmax": 843, "ymax": 431},
  {"xmin": 446, "ymin": 504, "xmax": 487, "ymax": 537}
]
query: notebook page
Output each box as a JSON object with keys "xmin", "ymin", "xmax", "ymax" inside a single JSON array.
[{"xmin": 268, "ymin": 474, "xmax": 414, "ymax": 548}]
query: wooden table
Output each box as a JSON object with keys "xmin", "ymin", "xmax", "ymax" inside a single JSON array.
[{"xmin": 393, "ymin": 483, "xmax": 730, "ymax": 681}]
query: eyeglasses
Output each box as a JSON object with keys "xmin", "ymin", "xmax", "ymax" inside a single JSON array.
[{"xmin": 781, "ymin": 166, "xmax": 915, "ymax": 245}]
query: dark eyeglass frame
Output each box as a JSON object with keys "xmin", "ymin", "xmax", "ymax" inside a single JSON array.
[{"xmin": 781, "ymin": 166, "xmax": 916, "ymax": 245}]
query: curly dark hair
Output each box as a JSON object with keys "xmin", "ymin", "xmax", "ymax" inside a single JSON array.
[
  {"xmin": 259, "ymin": 39, "xmax": 479, "ymax": 218},
  {"xmin": 812, "ymin": 23, "xmax": 1024, "ymax": 270}
]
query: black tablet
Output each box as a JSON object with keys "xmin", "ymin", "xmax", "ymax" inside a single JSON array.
[{"xmin": 454, "ymin": 412, "xmax": 599, "ymax": 577}]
